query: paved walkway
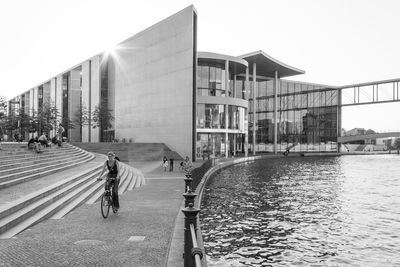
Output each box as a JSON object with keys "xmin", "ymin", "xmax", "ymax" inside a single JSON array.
[{"xmin": 0, "ymin": 158, "xmax": 187, "ymax": 267}]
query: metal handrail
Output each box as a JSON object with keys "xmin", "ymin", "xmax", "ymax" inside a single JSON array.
[{"xmin": 190, "ymin": 223, "xmax": 202, "ymax": 267}]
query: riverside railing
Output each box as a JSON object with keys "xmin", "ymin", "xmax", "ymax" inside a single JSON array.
[{"xmin": 181, "ymin": 160, "xmax": 213, "ymax": 267}]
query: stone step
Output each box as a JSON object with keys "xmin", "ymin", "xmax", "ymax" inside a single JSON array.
[
  {"xmin": 0, "ymin": 148, "xmax": 79, "ymax": 163},
  {"xmin": 49, "ymin": 175, "xmax": 104, "ymax": 220},
  {"xmin": 0, "ymin": 150, "xmax": 88, "ymax": 175},
  {"xmin": 0, "ymin": 164, "xmax": 101, "ymax": 221},
  {"xmin": 0, "ymin": 146, "xmax": 77, "ymax": 163},
  {"xmin": 0, "ymin": 153, "xmax": 95, "ymax": 189},
  {"xmin": 0, "ymin": 148, "xmax": 83, "ymax": 168},
  {"xmin": 118, "ymin": 166, "xmax": 131, "ymax": 194},
  {"xmin": 0, "ymin": 161, "xmax": 146, "ymax": 239},
  {"xmin": 0, "ymin": 165, "xmax": 103, "ymax": 238},
  {"xmin": 0, "ymin": 151, "xmax": 92, "ymax": 182}
]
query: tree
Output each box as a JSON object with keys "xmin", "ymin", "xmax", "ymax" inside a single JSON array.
[
  {"xmin": 393, "ymin": 138, "xmax": 400, "ymax": 153},
  {"xmin": 0, "ymin": 96, "xmax": 7, "ymax": 137},
  {"xmin": 74, "ymin": 103, "xmax": 90, "ymax": 129},
  {"xmin": 4, "ymin": 113, "xmax": 19, "ymax": 138}
]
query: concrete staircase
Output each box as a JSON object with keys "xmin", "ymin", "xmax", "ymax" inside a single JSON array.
[
  {"xmin": 0, "ymin": 143, "xmax": 94, "ymax": 189},
  {"xmin": 0, "ymin": 142, "xmax": 146, "ymax": 239},
  {"xmin": 71, "ymin": 142, "xmax": 183, "ymax": 161}
]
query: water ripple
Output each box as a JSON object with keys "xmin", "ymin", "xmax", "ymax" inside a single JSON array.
[{"xmin": 200, "ymin": 155, "xmax": 400, "ymax": 266}]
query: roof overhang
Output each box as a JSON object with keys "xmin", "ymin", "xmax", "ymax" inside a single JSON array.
[
  {"xmin": 198, "ymin": 51, "xmax": 248, "ymax": 74},
  {"xmin": 239, "ymin": 50, "xmax": 305, "ymax": 78}
]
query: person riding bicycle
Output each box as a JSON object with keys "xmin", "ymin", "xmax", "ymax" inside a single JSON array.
[{"xmin": 97, "ymin": 151, "xmax": 120, "ymax": 211}]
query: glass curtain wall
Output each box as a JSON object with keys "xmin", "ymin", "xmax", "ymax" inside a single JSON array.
[
  {"xmin": 196, "ymin": 133, "xmax": 226, "ymax": 159},
  {"xmin": 196, "ymin": 59, "xmax": 248, "ymax": 159},
  {"xmin": 100, "ymin": 59, "xmax": 110, "ymax": 142},
  {"xmin": 197, "ymin": 63, "xmax": 226, "ymax": 97},
  {"xmin": 197, "ymin": 104, "xmax": 225, "ymax": 129},
  {"xmin": 251, "ymin": 80, "xmax": 338, "ymax": 152},
  {"xmin": 62, "ymin": 74, "xmax": 69, "ymax": 139}
]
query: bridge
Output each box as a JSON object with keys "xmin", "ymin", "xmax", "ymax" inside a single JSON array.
[
  {"xmin": 338, "ymin": 132, "xmax": 400, "ymax": 143},
  {"xmin": 339, "ymin": 78, "xmax": 400, "ymax": 106}
]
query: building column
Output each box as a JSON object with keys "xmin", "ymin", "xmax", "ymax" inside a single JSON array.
[
  {"xmin": 233, "ymin": 74, "xmax": 237, "ymax": 98},
  {"xmin": 90, "ymin": 56, "xmax": 101, "ymax": 143},
  {"xmin": 274, "ymin": 71, "xmax": 279, "ymax": 154},
  {"xmin": 337, "ymin": 88, "xmax": 342, "ymax": 152},
  {"xmin": 225, "ymin": 60, "xmax": 229, "ymax": 158},
  {"xmin": 244, "ymin": 67, "xmax": 249, "ymax": 158},
  {"xmin": 233, "ymin": 134, "xmax": 236, "ymax": 156},
  {"xmin": 252, "ymin": 63, "xmax": 257, "ymax": 156},
  {"xmin": 82, "ymin": 61, "xmax": 91, "ymax": 142},
  {"xmin": 69, "ymin": 69, "xmax": 82, "ymax": 142}
]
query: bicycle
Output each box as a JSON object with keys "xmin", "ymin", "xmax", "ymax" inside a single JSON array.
[{"xmin": 98, "ymin": 177, "xmax": 118, "ymax": 218}]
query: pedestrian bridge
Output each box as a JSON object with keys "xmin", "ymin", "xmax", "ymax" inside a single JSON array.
[{"xmin": 338, "ymin": 132, "xmax": 400, "ymax": 143}]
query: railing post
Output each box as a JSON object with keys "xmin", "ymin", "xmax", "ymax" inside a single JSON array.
[
  {"xmin": 184, "ymin": 173, "xmax": 193, "ymax": 193},
  {"xmin": 183, "ymin": 189, "xmax": 197, "ymax": 208},
  {"xmin": 181, "ymin": 203, "xmax": 200, "ymax": 267}
]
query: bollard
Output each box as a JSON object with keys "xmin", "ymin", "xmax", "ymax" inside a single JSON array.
[
  {"xmin": 184, "ymin": 177, "xmax": 193, "ymax": 192},
  {"xmin": 183, "ymin": 189, "xmax": 198, "ymax": 208},
  {"xmin": 182, "ymin": 203, "xmax": 200, "ymax": 267}
]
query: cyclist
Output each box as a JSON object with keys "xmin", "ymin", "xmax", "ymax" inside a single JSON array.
[{"xmin": 97, "ymin": 151, "xmax": 120, "ymax": 211}]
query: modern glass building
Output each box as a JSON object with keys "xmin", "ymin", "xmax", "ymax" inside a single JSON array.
[{"xmin": 8, "ymin": 5, "xmax": 340, "ymax": 161}]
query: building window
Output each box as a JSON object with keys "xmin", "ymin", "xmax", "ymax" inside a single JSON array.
[
  {"xmin": 197, "ymin": 104, "xmax": 225, "ymax": 129},
  {"xmin": 197, "ymin": 63, "xmax": 226, "ymax": 97}
]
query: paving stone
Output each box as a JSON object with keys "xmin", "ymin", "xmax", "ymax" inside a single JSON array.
[{"xmin": 0, "ymin": 161, "xmax": 185, "ymax": 267}]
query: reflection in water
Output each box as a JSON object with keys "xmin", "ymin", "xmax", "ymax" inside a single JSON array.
[{"xmin": 200, "ymin": 155, "xmax": 400, "ymax": 266}]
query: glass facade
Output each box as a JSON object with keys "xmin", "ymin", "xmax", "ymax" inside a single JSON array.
[
  {"xmin": 197, "ymin": 62, "xmax": 246, "ymax": 100},
  {"xmin": 196, "ymin": 58, "xmax": 248, "ymax": 159},
  {"xmin": 62, "ymin": 74, "xmax": 69, "ymax": 139},
  {"xmin": 197, "ymin": 63, "xmax": 226, "ymax": 97},
  {"xmin": 197, "ymin": 104, "xmax": 225, "ymax": 129},
  {"xmin": 249, "ymin": 80, "xmax": 338, "ymax": 152}
]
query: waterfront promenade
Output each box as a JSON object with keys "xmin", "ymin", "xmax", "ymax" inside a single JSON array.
[
  {"xmin": 0, "ymin": 160, "xmax": 186, "ymax": 267},
  {"xmin": 0, "ymin": 147, "xmax": 392, "ymax": 266}
]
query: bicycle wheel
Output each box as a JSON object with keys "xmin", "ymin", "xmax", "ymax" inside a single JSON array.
[{"xmin": 101, "ymin": 192, "xmax": 110, "ymax": 218}]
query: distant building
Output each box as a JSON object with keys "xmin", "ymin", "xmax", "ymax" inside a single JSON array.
[{"xmin": 346, "ymin": 128, "xmax": 366, "ymax": 136}]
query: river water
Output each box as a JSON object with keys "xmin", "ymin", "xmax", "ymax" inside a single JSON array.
[{"xmin": 200, "ymin": 155, "xmax": 400, "ymax": 266}]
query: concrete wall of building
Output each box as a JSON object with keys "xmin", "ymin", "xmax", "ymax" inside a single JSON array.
[{"xmin": 108, "ymin": 6, "xmax": 196, "ymax": 158}]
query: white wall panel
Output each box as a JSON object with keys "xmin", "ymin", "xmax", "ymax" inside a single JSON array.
[{"xmin": 110, "ymin": 6, "xmax": 196, "ymax": 158}]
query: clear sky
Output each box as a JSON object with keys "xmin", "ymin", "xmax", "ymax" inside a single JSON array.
[{"xmin": 1, "ymin": 0, "xmax": 399, "ymax": 132}]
